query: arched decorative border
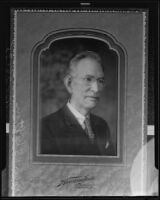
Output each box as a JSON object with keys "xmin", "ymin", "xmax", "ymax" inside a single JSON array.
[{"xmin": 31, "ymin": 28, "xmax": 127, "ymax": 164}]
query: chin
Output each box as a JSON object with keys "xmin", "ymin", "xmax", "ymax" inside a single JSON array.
[{"xmin": 85, "ymin": 102, "xmax": 97, "ymax": 109}]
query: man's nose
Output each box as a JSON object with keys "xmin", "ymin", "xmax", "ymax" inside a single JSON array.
[{"xmin": 91, "ymin": 81, "xmax": 99, "ymax": 92}]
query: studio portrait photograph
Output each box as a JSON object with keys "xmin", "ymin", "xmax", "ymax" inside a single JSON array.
[
  {"xmin": 38, "ymin": 38, "xmax": 118, "ymax": 156},
  {"xmin": 4, "ymin": 6, "xmax": 158, "ymax": 196}
]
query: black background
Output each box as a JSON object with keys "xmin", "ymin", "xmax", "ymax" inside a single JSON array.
[{"xmin": 0, "ymin": 0, "xmax": 159, "ymax": 197}]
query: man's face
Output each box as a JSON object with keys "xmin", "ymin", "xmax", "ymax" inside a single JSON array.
[{"xmin": 69, "ymin": 57, "xmax": 104, "ymax": 112}]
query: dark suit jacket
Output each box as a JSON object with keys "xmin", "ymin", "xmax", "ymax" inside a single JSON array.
[{"xmin": 40, "ymin": 105, "xmax": 115, "ymax": 156}]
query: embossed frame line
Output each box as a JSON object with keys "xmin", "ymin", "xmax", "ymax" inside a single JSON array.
[{"xmin": 31, "ymin": 28, "xmax": 127, "ymax": 164}]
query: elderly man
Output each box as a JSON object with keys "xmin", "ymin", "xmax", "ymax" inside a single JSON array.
[{"xmin": 40, "ymin": 51, "xmax": 115, "ymax": 155}]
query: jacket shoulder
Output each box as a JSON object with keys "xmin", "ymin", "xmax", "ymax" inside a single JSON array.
[{"xmin": 42, "ymin": 107, "xmax": 64, "ymax": 123}]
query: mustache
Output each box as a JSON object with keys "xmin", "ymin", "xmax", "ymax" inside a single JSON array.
[{"xmin": 86, "ymin": 95, "xmax": 100, "ymax": 99}]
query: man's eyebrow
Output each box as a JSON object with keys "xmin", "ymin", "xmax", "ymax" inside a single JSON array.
[
  {"xmin": 98, "ymin": 76, "xmax": 105, "ymax": 79},
  {"xmin": 84, "ymin": 75, "xmax": 105, "ymax": 79},
  {"xmin": 84, "ymin": 75, "xmax": 94, "ymax": 78}
]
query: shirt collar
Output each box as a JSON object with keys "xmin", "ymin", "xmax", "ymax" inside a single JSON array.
[{"xmin": 67, "ymin": 101, "xmax": 86, "ymax": 123}]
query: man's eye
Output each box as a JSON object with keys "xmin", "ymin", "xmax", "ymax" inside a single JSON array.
[
  {"xmin": 85, "ymin": 77, "xmax": 93, "ymax": 82},
  {"xmin": 98, "ymin": 79, "xmax": 105, "ymax": 84}
]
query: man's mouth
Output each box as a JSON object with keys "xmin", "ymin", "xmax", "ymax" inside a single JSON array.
[{"xmin": 87, "ymin": 96, "xmax": 99, "ymax": 100}]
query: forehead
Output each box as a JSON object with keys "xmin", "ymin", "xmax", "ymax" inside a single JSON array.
[{"xmin": 72, "ymin": 58, "xmax": 104, "ymax": 77}]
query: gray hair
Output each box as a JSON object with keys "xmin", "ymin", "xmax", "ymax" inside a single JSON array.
[{"xmin": 64, "ymin": 51, "xmax": 103, "ymax": 77}]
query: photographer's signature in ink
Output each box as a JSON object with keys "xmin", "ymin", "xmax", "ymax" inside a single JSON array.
[{"xmin": 56, "ymin": 175, "xmax": 95, "ymax": 189}]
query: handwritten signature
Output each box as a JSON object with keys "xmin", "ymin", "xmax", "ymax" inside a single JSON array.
[{"xmin": 56, "ymin": 175, "xmax": 95, "ymax": 189}]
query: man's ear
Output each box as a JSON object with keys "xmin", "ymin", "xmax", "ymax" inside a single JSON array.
[{"xmin": 64, "ymin": 75, "xmax": 72, "ymax": 94}]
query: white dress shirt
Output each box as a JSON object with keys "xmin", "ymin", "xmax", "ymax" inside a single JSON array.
[{"xmin": 67, "ymin": 102, "xmax": 86, "ymax": 129}]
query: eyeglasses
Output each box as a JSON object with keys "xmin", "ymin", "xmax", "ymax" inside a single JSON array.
[{"xmin": 71, "ymin": 75, "xmax": 105, "ymax": 87}]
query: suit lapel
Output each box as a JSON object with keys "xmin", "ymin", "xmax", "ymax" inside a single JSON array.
[
  {"xmin": 60, "ymin": 105, "xmax": 102, "ymax": 155},
  {"xmin": 90, "ymin": 114, "xmax": 107, "ymax": 154},
  {"xmin": 90, "ymin": 114, "xmax": 99, "ymax": 139},
  {"xmin": 62, "ymin": 105, "xmax": 88, "ymax": 139},
  {"xmin": 62, "ymin": 105, "xmax": 101, "ymax": 141}
]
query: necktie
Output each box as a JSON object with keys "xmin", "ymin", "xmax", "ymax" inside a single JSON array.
[{"xmin": 84, "ymin": 117, "xmax": 95, "ymax": 143}]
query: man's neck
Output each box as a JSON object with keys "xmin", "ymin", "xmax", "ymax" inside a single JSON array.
[{"xmin": 69, "ymin": 100, "xmax": 90, "ymax": 117}]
